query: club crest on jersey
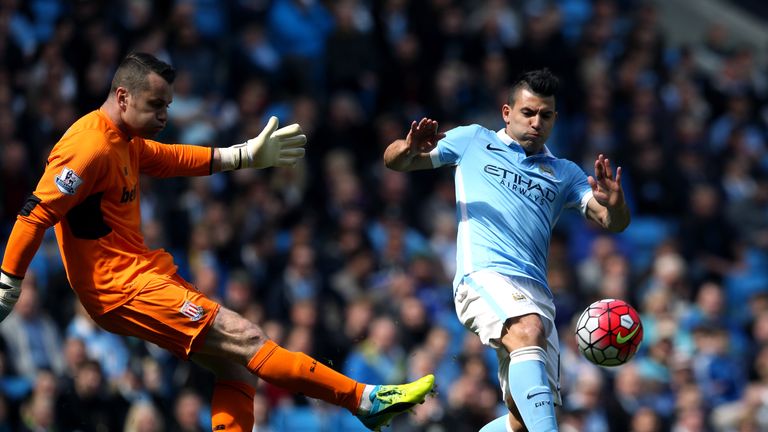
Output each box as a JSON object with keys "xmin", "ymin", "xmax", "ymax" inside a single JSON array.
[
  {"xmin": 55, "ymin": 167, "xmax": 83, "ymax": 195},
  {"xmin": 180, "ymin": 301, "xmax": 205, "ymax": 321},
  {"xmin": 511, "ymin": 292, "xmax": 528, "ymax": 302},
  {"xmin": 538, "ymin": 164, "xmax": 555, "ymax": 178}
]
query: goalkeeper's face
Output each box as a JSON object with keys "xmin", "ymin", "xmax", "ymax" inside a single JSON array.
[{"xmin": 122, "ymin": 72, "xmax": 172, "ymax": 138}]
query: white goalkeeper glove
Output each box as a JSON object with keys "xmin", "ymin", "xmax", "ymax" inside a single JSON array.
[
  {"xmin": 0, "ymin": 272, "xmax": 22, "ymax": 322},
  {"xmin": 220, "ymin": 116, "xmax": 307, "ymax": 170}
]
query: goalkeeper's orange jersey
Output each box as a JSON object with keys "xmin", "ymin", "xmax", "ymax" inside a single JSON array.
[{"xmin": 1, "ymin": 109, "xmax": 213, "ymax": 314}]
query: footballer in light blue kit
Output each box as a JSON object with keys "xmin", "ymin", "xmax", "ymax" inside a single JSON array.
[{"xmin": 384, "ymin": 69, "xmax": 630, "ymax": 432}]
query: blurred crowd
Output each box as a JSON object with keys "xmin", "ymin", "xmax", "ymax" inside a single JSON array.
[{"xmin": 1, "ymin": 0, "xmax": 768, "ymax": 431}]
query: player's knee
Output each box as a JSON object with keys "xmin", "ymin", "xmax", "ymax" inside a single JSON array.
[
  {"xmin": 503, "ymin": 315, "xmax": 545, "ymax": 348},
  {"xmin": 240, "ymin": 321, "xmax": 268, "ymax": 347},
  {"xmin": 215, "ymin": 307, "xmax": 269, "ymax": 347},
  {"xmin": 210, "ymin": 313, "xmax": 266, "ymax": 360}
]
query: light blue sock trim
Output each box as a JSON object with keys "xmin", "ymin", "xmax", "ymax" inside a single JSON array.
[
  {"xmin": 480, "ymin": 414, "xmax": 510, "ymax": 432},
  {"xmin": 507, "ymin": 348, "xmax": 558, "ymax": 431}
]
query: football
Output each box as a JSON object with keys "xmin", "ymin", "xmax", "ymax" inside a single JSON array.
[{"xmin": 575, "ymin": 298, "xmax": 643, "ymax": 367}]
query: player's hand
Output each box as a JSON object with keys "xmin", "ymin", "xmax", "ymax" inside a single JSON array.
[
  {"xmin": 406, "ymin": 118, "xmax": 445, "ymax": 155},
  {"xmin": 221, "ymin": 116, "xmax": 307, "ymax": 170},
  {"xmin": 587, "ymin": 154, "xmax": 625, "ymax": 209},
  {"xmin": 246, "ymin": 116, "xmax": 307, "ymax": 168},
  {"xmin": 0, "ymin": 272, "xmax": 22, "ymax": 322}
]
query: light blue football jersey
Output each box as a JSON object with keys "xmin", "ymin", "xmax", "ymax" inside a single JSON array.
[{"xmin": 430, "ymin": 124, "xmax": 593, "ymax": 297}]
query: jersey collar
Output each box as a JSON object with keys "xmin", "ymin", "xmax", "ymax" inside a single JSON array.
[
  {"xmin": 96, "ymin": 108, "xmax": 132, "ymax": 142},
  {"xmin": 496, "ymin": 129, "xmax": 554, "ymax": 158}
]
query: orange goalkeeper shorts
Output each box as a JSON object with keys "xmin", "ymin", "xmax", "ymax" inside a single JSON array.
[{"xmin": 92, "ymin": 273, "xmax": 221, "ymax": 360}]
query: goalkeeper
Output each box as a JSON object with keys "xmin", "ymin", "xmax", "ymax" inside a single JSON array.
[{"xmin": 0, "ymin": 52, "xmax": 433, "ymax": 432}]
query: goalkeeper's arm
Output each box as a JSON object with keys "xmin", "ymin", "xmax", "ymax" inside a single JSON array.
[
  {"xmin": 1, "ymin": 216, "xmax": 45, "ymax": 322},
  {"xmin": 215, "ymin": 116, "xmax": 306, "ymax": 172}
]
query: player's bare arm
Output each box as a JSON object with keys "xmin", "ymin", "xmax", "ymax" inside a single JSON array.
[
  {"xmin": 586, "ymin": 154, "xmax": 631, "ymax": 232},
  {"xmin": 384, "ymin": 117, "xmax": 445, "ymax": 171}
]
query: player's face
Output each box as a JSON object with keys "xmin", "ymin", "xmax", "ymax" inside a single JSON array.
[
  {"xmin": 502, "ymin": 88, "xmax": 557, "ymax": 154},
  {"xmin": 121, "ymin": 72, "xmax": 172, "ymax": 138}
]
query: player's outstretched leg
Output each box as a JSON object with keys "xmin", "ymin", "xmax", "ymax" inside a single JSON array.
[
  {"xmin": 202, "ymin": 308, "xmax": 435, "ymax": 430},
  {"xmin": 246, "ymin": 338, "xmax": 435, "ymax": 430},
  {"xmin": 355, "ymin": 374, "xmax": 436, "ymax": 431}
]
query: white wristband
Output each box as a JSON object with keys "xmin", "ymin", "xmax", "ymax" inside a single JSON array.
[
  {"xmin": 219, "ymin": 145, "xmax": 247, "ymax": 172},
  {"xmin": 0, "ymin": 272, "xmax": 22, "ymax": 289}
]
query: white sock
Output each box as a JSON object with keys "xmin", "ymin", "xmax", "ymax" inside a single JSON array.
[{"xmin": 357, "ymin": 384, "xmax": 376, "ymax": 414}]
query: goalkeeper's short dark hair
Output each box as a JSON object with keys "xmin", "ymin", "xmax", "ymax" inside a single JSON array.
[
  {"xmin": 508, "ymin": 68, "xmax": 560, "ymax": 105},
  {"xmin": 111, "ymin": 52, "xmax": 176, "ymax": 93}
]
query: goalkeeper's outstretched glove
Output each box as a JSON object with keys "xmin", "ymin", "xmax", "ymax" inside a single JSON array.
[
  {"xmin": 0, "ymin": 272, "xmax": 22, "ymax": 322},
  {"xmin": 220, "ymin": 116, "xmax": 307, "ymax": 171}
]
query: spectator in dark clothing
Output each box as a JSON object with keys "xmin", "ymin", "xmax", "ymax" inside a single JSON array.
[
  {"xmin": 679, "ymin": 183, "xmax": 741, "ymax": 282},
  {"xmin": 55, "ymin": 359, "xmax": 128, "ymax": 432}
]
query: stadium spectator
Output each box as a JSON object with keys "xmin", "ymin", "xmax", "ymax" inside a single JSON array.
[
  {"xmin": 66, "ymin": 299, "xmax": 130, "ymax": 384},
  {"xmin": 0, "ymin": 1, "xmax": 767, "ymax": 430},
  {"xmin": 123, "ymin": 400, "xmax": 165, "ymax": 432},
  {"xmin": 344, "ymin": 315, "xmax": 407, "ymax": 385},
  {"xmin": 54, "ymin": 358, "xmax": 128, "ymax": 431},
  {"xmin": 0, "ymin": 274, "xmax": 63, "ymax": 381},
  {"xmin": 18, "ymin": 393, "xmax": 55, "ymax": 432}
]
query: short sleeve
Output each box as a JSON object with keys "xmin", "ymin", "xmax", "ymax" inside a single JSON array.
[
  {"xmin": 434, "ymin": 125, "xmax": 481, "ymax": 167},
  {"xmin": 562, "ymin": 161, "xmax": 593, "ymax": 215}
]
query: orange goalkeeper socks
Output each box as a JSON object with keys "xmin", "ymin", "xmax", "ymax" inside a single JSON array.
[
  {"xmin": 211, "ymin": 380, "xmax": 256, "ymax": 431},
  {"xmin": 247, "ymin": 340, "xmax": 364, "ymax": 413}
]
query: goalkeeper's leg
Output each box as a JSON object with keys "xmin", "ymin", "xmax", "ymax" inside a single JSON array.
[
  {"xmin": 198, "ymin": 307, "xmax": 364, "ymax": 411},
  {"xmin": 192, "ymin": 354, "xmax": 257, "ymax": 432},
  {"xmin": 197, "ymin": 307, "xmax": 434, "ymax": 430},
  {"xmin": 95, "ymin": 280, "xmax": 432, "ymax": 431}
]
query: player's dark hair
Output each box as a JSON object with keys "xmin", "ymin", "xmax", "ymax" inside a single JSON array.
[
  {"xmin": 110, "ymin": 52, "xmax": 176, "ymax": 93},
  {"xmin": 508, "ymin": 68, "xmax": 560, "ymax": 105}
]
